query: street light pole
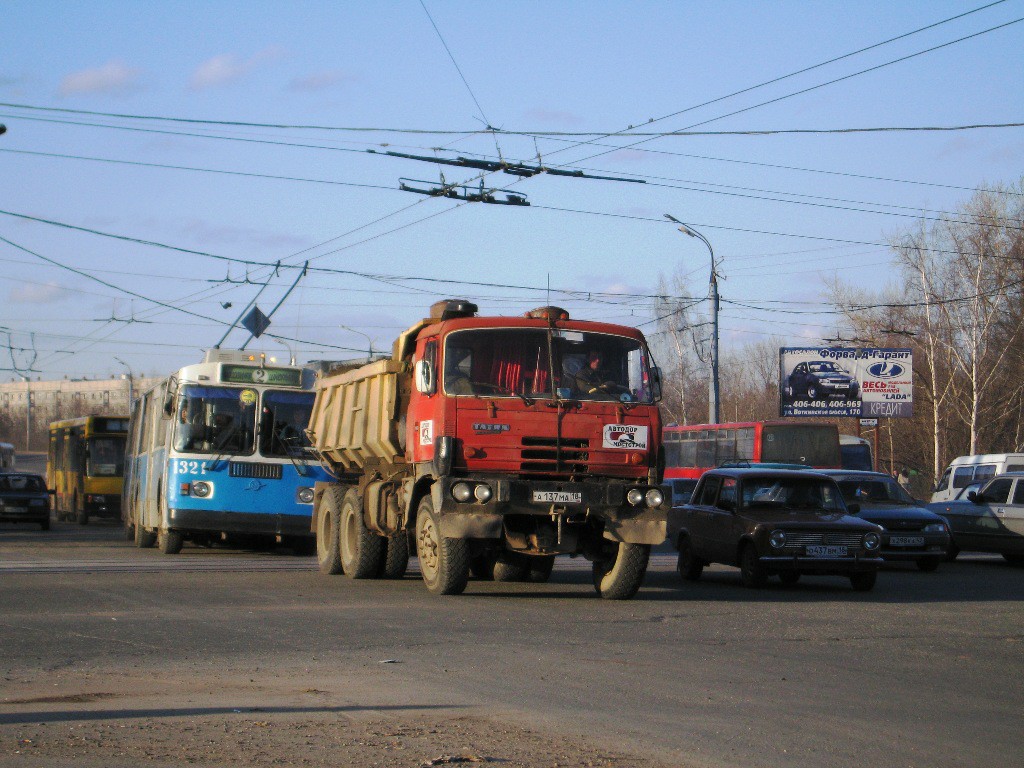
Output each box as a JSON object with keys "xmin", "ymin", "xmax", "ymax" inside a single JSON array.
[
  {"xmin": 664, "ymin": 214, "xmax": 721, "ymax": 425},
  {"xmin": 339, "ymin": 325, "xmax": 376, "ymax": 363},
  {"xmin": 114, "ymin": 357, "xmax": 134, "ymax": 411}
]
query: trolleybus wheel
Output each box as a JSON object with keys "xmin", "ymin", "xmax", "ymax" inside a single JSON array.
[
  {"xmin": 339, "ymin": 488, "xmax": 385, "ymax": 579},
  {"xmin": 592, "ymin": 542, "xmax": 649, "ymax": 600},
  {"xmin": 415, "ymin": 496, "xmax": 468, "ymax": 595},
  {"xmin": 158, "ymin": 528, "xmax": 184, "ymax": 555},
  {"xmin": 316, "ymin": 486, "xmax": 344, "ymax": 575}
]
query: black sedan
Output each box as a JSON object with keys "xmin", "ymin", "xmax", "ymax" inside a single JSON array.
[
  {"xmin": 668, "ymin": 468, "xmax": 883, "ymax": 591},
  {"xmin": 786, "ymin": 360, "xmax": 859, "ymax": 401},
  {"xmin": 821, "ymin": 470, "xmax": 950, "ymax": 571},
  {"xmin": 0, "ymin": 472, "xmax": 52, "ymax": 530}
]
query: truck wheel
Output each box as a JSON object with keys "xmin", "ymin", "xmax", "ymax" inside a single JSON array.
[
  {"xmin": 493, "ymin": 552, "xmax": 530, "ymax": 582},
  {"xmin": 158, "ymin": 528, "xmax": 184, "ymax": 555},
  {"xmin": 676, "ymin": 537, "xmax": 704, "ymax": 582},
  {"xmin": 316, "ymin": 486, "xmax": 344, "ymax": 575},
  {"xmin": 469, "ymin": 552, "xmax": 498, "ymax": 580},
  {"xmin": 592, "ymin": 542, "xmax": 649, "ymax": 600},
  {"xmin": 380, "ymin": 533, "xmax": 410, "ymax": 579},
  {"xmin": 415, "ymin": 496, "xmax": 469, "ymax": 595},
  {"xmin": 339, "ymin": 488, "xmax": 385, "ymax": 579},
  {"xmin": 527, "ymin": 555, "xmax": 556, "ymax": 583}
]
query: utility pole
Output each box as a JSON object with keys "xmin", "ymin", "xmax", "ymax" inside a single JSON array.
[
  {"xmin": 23, "ymin": 376, "xmax": 31, "ymax": 451},
  {"xmin": 665, "ymin": 214, "xmax": 720, "ymax": 424}
]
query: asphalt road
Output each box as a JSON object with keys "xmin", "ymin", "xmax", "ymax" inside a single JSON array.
[{"xmin": 1, "ymin": 456, "xmax": 1022, "ymax": 767}]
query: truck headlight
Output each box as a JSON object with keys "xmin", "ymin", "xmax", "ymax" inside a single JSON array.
[
  {"xmin": 645, "ymin": 488, "xmax": 664, "ymax": 508},
  {"xmin": 296, "ymin": 487, "xmax": 314, "ymax": 504},
  {"xmin": 452, "ymin": 482, "xmax": 473, "ymax": 502},
  {"xmin": 473, "ymin": 484, "xmax": 493, "ymax": 502},
  {"xmin": 769, "ymin": 530, "xmax": 787, "ymax": 549},
  {"xmin": 863, "ymin": 532, "xmax": 881, "ymax": 550},
  {"xmin": 191, "ymin": 481, "xmax": 212, "ymax": 498},
  {"xmin": 626, "ymin": 488, "xmax": 645, "ymax": 506}
]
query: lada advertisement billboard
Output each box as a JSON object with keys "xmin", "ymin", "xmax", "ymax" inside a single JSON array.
[{"xmin": 779, "ymin": 347, "xmax": 913, "ymax": 418}]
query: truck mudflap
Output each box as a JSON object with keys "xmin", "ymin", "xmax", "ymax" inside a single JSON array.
[{"xmin": 431, "ymin": 476, "xmax": 669, "ymax": 545}]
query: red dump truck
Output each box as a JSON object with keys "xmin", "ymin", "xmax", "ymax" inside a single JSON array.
[{"xmin": 307, "ymin": 300, "xmax": 669, "ymax": 598}]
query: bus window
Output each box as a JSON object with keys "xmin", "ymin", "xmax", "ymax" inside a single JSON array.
[
  {"xmin": 761, "ymin": 424, "xmax": 840, "ymax": 466},
  {"xmin": 88, "ymin": 436, "xmax": 125, "ymax": 477},
  {"xmin": 260, "ymin": 391, "xmax": 316, "ymax": 457}
]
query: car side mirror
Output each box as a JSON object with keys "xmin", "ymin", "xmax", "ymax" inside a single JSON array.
[
  {"xmin": 847, "ymin": 502, "xmax": 860, "ymax": 514},
  {"xmin": 650, "ymin": 366, "xmax": 663, "ymax": 401},
  {"xmin": 968, "ymin": 491, "xmax": 980, "ymax": 504}
]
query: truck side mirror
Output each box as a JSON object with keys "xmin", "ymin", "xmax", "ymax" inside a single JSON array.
[
  {"xmin": 415, "ymin": 359, "xmax": 435, "ymax": 395},
  {"xmin": 650, "ymin": 366, "xmax": 663, "ymax": 401}
]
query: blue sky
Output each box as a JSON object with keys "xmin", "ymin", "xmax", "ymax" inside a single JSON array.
[{"xmin": 1, "ymin": 1, "xmax": 1022, "ymax": 380}]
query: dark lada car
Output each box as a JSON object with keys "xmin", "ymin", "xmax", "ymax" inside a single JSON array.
[
  {"xmin": 667, "ymin": 468, "xmax": 883, "ymax": 590},
  {"xmin": 821, "ymin": 470, "xmax": 949, "ymax": 571},
  {"xmin": 0, "ymin": 472, "xmax": 52, "ymax": 530},
  {"xmin": 786, "ymin": 360, "xmax": 859, "ymax": 401},
  {"xmin": 927, "ymin": 472, "xmax": 1024, "ymax": 564}
]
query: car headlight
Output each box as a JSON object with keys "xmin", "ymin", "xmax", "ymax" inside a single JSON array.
[
  {"xmin": 645, "ymin": 488, "xmax": 665, "ymax": 508},
  {"xmin": 191, "ymin": 481, "xmax": 212, "ymax": 498},
  {"xmin": 30, "ymin": 499, "xmax": 47, "ymax": 507},
  {"xmin": 296, "ymin": 487, "xmax": 314, "ymax": 504},
  {"xmin": 863, "ymin": 532, "xmax": 881, "ymax": 550},
  {"xmin": 473, "ymin": 484, "xmax": 493, "ymax": 502},
  {"xmin": 769, "ymin": 530, "xmax": 787, "ymax": 549},
  {"xmin": 452, "ymin": 482, "xmax": 473, "ymax": 502},
  {"xmin": 626, "ymin": 488, "xmax": 645, "ymax": 506},
  {"xmin": 923, "ymin": 522, "xmax": 947, "ymax": 533}
]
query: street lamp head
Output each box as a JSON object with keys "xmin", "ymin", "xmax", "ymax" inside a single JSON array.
[{"xmin": 663, "ymin": 213, "xmax": 698, "ymax": 239}]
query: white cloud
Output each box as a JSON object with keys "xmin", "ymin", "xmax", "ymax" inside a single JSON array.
[
  {"xmin": 9, "ymin": 281, "xmax": 66, "ymax": 304},
  {"xmin": 59, "ymin": 60, "xmax": 141, "ymax": 96},
  {"xmin": 190, "ymin": 47, "xmax": 285, "ymax": 90}
]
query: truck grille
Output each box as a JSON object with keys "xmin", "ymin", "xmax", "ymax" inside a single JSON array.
[
  {"xmin": 229, "ymin": 462, "xmax": 283, "ymax": 480},
  {"xmin": 783, "ymin": 532, "xmax": 865, "ymax": 547},
  {"xmin": 520, "ymin": 437, "xmax": 589, "ymax": 475}
]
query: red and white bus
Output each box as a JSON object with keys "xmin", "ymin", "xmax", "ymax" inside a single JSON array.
[{"xmin": 663, "ymin": 421, "xmax": 842, "ymax": 502}]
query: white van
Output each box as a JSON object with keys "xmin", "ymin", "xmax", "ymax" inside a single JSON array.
[{"xmin": 931, "ymin": 453, "xmax": 1024, "ymax": 502}]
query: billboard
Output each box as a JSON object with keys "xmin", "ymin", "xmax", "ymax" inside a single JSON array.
[{"xmin": 780, "ymin": 347, "xmax": 913, "ymax": 418}]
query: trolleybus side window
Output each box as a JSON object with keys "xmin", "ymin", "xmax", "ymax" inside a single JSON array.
[{"xmin": 260, "ymin": 391, "xmax": 316, "ymax": 457}]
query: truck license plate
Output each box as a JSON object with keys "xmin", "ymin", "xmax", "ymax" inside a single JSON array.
[
  {"xmin": 889, "ymin": 536, "xmax": 925, "ymax": 547},
  {"xmin": 806, "ymin": 545, "xmax": 847, "ymax": 558},
  {"xmin": 532, "ymin": 491, "xmax": 582, "ymax": 504}
]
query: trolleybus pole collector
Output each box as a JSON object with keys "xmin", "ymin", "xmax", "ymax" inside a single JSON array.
[{"xmin": 123, "ymin": 350, "xmax": 331, "ymax": 554}]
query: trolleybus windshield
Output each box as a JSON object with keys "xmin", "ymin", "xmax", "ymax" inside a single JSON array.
[
  {"xmin": 174, "ymin": 385, "xmax": 257, "ymax": 455},
  {"xmin": 260, "ymin": 391, "xmax": 315, "ymax": 457}
]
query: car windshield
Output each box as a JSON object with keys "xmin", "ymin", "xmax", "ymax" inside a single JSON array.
[
  {"xmin": 836, "ymin": 477, "xmax": 915, "ymax": 504},
  {"xmin": 0, "ymin": 474, "xmax": 46, "ymax": 492},
  {"xmin": 807, "ymin": 362, "xmax": 842, "ymax": 373},
  {"xmin": 742, "ymin": 476, "xmax": 844, "ymax": 511},
  {"xmin": 443, "ymin": 328, "xmax": 655, "ymax": 403},
  {"xmin": 174, "ymin": 385, "xmax": 257, "ymax": 456}
]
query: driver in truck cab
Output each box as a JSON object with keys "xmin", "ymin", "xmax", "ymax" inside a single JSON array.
[{"xmin": 566, "ymin": 348, "xmax": 612, "ymax": 395}]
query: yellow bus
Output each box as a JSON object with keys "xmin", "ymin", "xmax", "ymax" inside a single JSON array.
[{"xmin": 48, "ymin": 416, "xmax": 129, "ymax": 525}]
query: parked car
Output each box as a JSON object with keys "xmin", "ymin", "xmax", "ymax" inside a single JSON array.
[
  {"xmin": 927, "ymin": 472, "xmax": 1024, "ymax": 564},
  {"xmin": 785, "ymin": 360, "xmax": 859, "ymax": 401},
  {"xmin": 0, "ymin": 472, "xmax": 52, "ymax": 530},
  {"xmin": 820, "ymin": 470, "xmax": 949, "ymax": 571},
  {"xmin": 667, "ymin": 468, "xmax": 883, "ymax": 591}
]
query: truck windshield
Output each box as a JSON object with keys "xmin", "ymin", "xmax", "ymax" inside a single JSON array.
[
  {"xmin": 87, "ymin": 436, "xmax": 125, "ymax": 477},
  {"xmin": 259, "ymin": 390, "xmax": 315, "ymax": 457},
  {"xmin": 173, "ymin": 385, "xmax": 257, "ymax": 456},
  {"xmin": 443, "ymin": 328, "xmax": 655, "ymax": 403}
]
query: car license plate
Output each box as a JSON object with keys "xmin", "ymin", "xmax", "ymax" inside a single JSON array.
[
  {"xmin": 532, "ymin": 491, "xmax": 582, "ymax": 504},
  {"xmin": 806, "ymin": 545, "xmax": 847, "ymax": 558},
  {"xmin": 6, "ymin": 506, "xmax": 28, "ymax": 514},
  {"xmin": 889, "ymin": 536, "xmax": 925, "ymax": 547}
]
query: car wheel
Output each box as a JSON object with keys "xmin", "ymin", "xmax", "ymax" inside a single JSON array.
[
  {"xmin": 415, "ymin": 495, "xmax": 469, "ymax": 595},
  {"xmin": 850, "ymin": 571, "xmax": 877, "ymax": 591},
  {"xmin": 157, "ymin": 528, "xmax": 184, "ymax": 555},
  {"xmin": 739, "ymin": 543, "xmax": 767, "ymax": 588},
  {"xmin": 339, "ymin": 488, "xmax": 385, "ymax": 579},
  {"xmin": 316, "ymin": 486, "xmax": 344, "ymax": 575},
  {"xmin": 806, "ymin": 384, "xmax": 818, "ymax": 399},
  {"xmin": 676, "ymin": 537, "xmax": 704, "ymax": 582},
  {"xmin": 592, "ymin": 542, "xmax": 650, "ymax": 600},
  {"xmin": 1002, "ymin": 553, "xmax": 1024, "ymax": 566},
  {"xmin": 916, "ymin": 558, "xmax": 940, "ymax": 572},
  {"xmin": 945, "ymin": 542, "xmax": 960, "ymax": 562},
  {"xmin": 778, "ymin": 571, "xmax": 800, "ymax": 585}
]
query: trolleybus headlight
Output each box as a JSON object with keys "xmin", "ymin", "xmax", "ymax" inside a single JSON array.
[
  {"xmin": 473, "ymin": 484, "xmax": 493, "ymax": 502},
  {"xmin": 627, "ymin": 488, "xmax": 645, "ymax": 506},
  {"xmin": 769, "ymin": 530, "xmax": 787, "ymax": 549},
  {"xmin": 191, "ymin": 481, "xmax": 212, "ymax": 498},
  {"xmin": 864, "ymin": 532, "xmax": 881, "ymax": 550},
  {"xmin": 296, "ymin": 487, "xmax": 314, "ymax": 504},
  {"xmin": 452, "ymin": 482, "xmax": 473, "ymax": 502},
  {"xmin": 645, "ymin": 488, "xmax": 665, "ymax": 508}
]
